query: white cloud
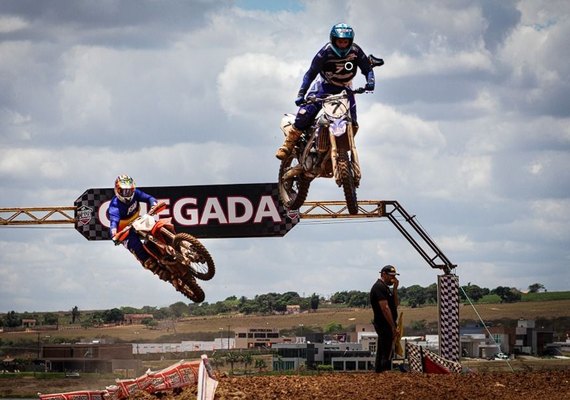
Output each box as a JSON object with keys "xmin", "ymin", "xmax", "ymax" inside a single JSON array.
[
  {"xmin": 360, "ymin": 103, "xmax": 446, "ymax": 150},
  {"xmin": 382, "ymin": 49, "xmax": 493, "ymax": 79},
  {"xmin": 218, "ymin": 53, "xmax": 303, "ymax": 120},
  {"xmin": 0, "ymin": 0, "xmax": 569, "ymax": 311},
  {"xmin": 0, "ymin": 16, "xmax": 28, "ymax": 33},
  {"xmin": 436, "ymin": 235, "xmax": 476, "ymax": 253}
]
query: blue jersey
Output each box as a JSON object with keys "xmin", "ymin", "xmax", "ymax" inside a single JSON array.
[
  {"xmin": 300, "ymin": 42, "xmax": 373, "ymax": 92},
  {"xmin": 108, "ymin": 189, "xmax": 157, "ymax": 233}
]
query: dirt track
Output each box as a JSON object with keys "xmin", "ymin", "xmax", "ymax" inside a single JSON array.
[
  {"xmin": 4, "ymin": 370, "xmax": 570, "ymax": 400},
  {"xmin": 211, "ymin": 371, "xmax": 570, "ymax": 399}
]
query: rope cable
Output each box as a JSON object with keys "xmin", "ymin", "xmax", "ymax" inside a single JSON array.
[{"xmin": 459, "ymin": 285, "xmax": 515, "ymax": 372}]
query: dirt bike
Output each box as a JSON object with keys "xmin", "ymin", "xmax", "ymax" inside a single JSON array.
[
  {"xmin": 113, "ymin": 201, "xmax": 215, "ymax": 303},
  {"xmin": 278, "ymin": 55, "xmax": 384, "ymax": 215}
]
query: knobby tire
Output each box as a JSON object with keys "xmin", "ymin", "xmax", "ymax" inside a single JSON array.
[
  {"xmin": 172, "ymin": 233, "xmax": 215, "ymax": 281},
  {"xmin": 338, "ymin": 150, "xmax": 358, "ymax": 215},
  {"xmin": 278, "ymin": 153, "xmax": 310, "ymax": 210},
  {"xmin": 172, "ymin": 275, "xmax": 205, "ymax": 303}
]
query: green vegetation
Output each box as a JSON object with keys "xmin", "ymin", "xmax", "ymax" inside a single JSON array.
[
  {"xmin": 1, "ymin": 284, "xmax": 565, "ymax": 329},
  {"xmin": 477, "ymin": 294, "xmax": 502, "ymax": 304},
  {"xmin": 469, "ymin": 289, "xmax": 570, "ymax": 304},
  {"xmin": 521, "ymin": 291, "xmax": 570, "ymax": 302}
]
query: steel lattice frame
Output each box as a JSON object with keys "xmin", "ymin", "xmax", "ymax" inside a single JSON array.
[{"xmin": 0, "ymin": 207, "xmax": 76, "ymax": 225}]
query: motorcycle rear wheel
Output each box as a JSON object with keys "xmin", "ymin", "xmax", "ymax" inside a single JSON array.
[
  {"xmin": 172, "ymin": 275, "xmax": 205, "ymax": 303},
  {"xmin": 278, "ymin": 153, "xmax": 310, "ymax": 210},
  {"xmin": 172, "ymin": 233, "xmax": 215, "ymax": 280},
  {"xmin": 337, "ymin": 150, "xmax": 358, "ymax": 215}
]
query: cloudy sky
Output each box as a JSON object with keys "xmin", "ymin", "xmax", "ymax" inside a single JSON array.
[{"xmin": 1, "ymin": 0, "xmax": 569, "ymax": 313}]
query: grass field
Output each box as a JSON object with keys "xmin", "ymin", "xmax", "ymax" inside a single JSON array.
[
  {"xmin": 3, "ymin": 299, "xmax": 570, "ymax": 343},
  {"xmin": 477, "ymin": 291, "xmax": 570, "ymax": 304}
]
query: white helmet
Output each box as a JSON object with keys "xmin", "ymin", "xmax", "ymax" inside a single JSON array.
[{"xmin": 114, "ymin": 174, "xmax": 136, "ymax": 203}]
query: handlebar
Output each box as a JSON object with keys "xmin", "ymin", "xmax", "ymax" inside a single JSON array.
[
  {"xmin": 300, "ymin": 89, "xmax": 363, "ymax": 106},
  {"xmin": 112, "ymin": 201, "xmax": 166, "ymax": 243},
  {"xmin": 149, "ymin": 201, "xmax": 167, "ymax": 216}
]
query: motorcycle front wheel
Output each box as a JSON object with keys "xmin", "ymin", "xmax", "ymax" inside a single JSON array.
[
  {"xmin": 337, "ymin": 149, "xmax": 358, "ymax": 215},
  {"xmin": 172, "ymin": 233, "xmax": 215, "ymax": 280},
  {"xmin": 278, "ymin": 153, "xmax": 311, "ymax": 210}
]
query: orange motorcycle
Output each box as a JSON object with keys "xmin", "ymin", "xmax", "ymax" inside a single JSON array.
[{"xmin": 113, "ymin": 202, "xmax": 214, "ymax": 302}]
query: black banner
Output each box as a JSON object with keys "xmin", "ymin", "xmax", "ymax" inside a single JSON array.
[{"xmin": 74, "ymin": 183, "xmax": 299, "ymax": 240}]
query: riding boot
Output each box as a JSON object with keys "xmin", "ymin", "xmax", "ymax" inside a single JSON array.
[
  {"xmin": 143, "ymin": 258, "xmax": 170, "ymax": 282},
  {"xmin": 275, "ymin": 125, "xmax": 302, "ymax": 160}
]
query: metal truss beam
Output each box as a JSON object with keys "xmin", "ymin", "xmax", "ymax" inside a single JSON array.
[
  {"xmin": 299, "ymin": 200, "xmax": 384, "ymax": 219},
  {"xmin": 1, "ymin": 201, "xmax": 456, "ymax": 273},
  {"xmin": 0, "ymin": 207, "xmax": 76, "ymax": 225}
]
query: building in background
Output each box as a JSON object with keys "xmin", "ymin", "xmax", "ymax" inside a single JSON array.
[
  {"xmin": 41, "ymin": 342, "xmax": 139, "ymax": 374},
  {"xmin": 514, "ymin": 319, "xmax": 554, "ymax": 355},
  {"xmin": 233, "ymin": 327, "xmax": 284, "ymax": 348},
  {"xmin": 272, "ymin": 342, "xmax": 374, "ymax": 371},
  {"xmin": 123, "ymin": 314, "xmax": 154, "ymax": 325}
]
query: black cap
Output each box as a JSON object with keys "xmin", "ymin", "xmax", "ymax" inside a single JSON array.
[{"xmin": 380, "ymin": 265, "xmax": 399, "ymax": 276}]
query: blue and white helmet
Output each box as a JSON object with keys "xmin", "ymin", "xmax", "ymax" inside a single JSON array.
[{"xmin": 330, "ymin": 23, "xmax": 354, "ymax": 57}]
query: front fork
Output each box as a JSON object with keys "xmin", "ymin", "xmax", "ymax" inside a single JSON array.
[{"xmin": 330, "ymin": 124, "xmax": 362, "ymax": 186}]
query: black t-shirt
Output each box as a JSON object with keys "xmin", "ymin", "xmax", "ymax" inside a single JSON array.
[{"xmin": 370, "ymin": 279, "xmax": 398, "ymax": 329}]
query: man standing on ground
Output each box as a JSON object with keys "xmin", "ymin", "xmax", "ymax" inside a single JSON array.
[{"xmin": 370, "ymin": 265, "xmax": 400, "ymax": 372}]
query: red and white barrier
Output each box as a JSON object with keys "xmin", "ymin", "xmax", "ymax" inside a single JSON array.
[{"xmin": 38, "ymin": 356, "xmax": 217, "ymax": 400}]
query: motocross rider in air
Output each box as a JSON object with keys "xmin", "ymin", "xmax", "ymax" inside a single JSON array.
[
  {"xmin": 275, "ymin": 23, "xmax": 375, "ymax": 160},
  {"xmin": 108, "ymin": 175, "xmax": 169, "ymax": 283}
]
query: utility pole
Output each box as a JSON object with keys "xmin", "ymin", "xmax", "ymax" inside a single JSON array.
[
  {"xmin": 227, "ymin": 325, "xmax": 231, "ymax": 350},
  {"xmin": 37, "ymin": 332, "xmax": 41, "ymax": 359}
]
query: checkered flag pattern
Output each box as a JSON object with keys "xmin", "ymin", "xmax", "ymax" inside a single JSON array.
[
  {"xmin": 438, "ymin": 274, "xmax": 460, "ymax": 362},
  {"xmin": 74, "ymin": 188, "xmax": 114, "ymax": 241},
  {"xmin": 269, "ymin": 183, "xmax": 300, "ymax": 235},
  {"xmin": 405, "ymin": 342, "xmax": 423, "ymax": 373},
  {"xmin": 424, "ymin": 349, "xmax": 462, "ymax": 373},
  {"xmin": 405, "ymin": 342, "xmax": 462, "ymax": 374}
]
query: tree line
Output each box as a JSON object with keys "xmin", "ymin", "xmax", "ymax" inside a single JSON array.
[{"xmin": 0, "ymin": 283, "xmax": 547, "ymax": 327}]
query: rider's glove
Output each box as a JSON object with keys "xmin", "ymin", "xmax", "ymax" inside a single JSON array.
[
  {"xmin": 111, "ymin": 229, "xmax": 121, "ymax": 245},
  {"xmin": 295, "ymin": 89, "xmax": 306, "ymax": 106}
]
